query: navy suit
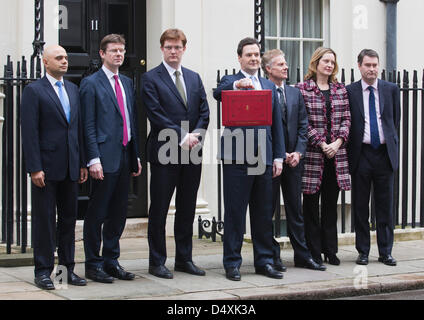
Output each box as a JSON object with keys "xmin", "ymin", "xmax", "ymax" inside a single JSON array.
[
  {"xmin": 346, "ymin": 79, "xmax": 400, "ymax": 257},
  {"xmin": 80, "ymin": 68, "xmax": 140, "ymax": 269},
  {"xmin": 213, "ymin": 71, "xmax": 285, "ymax": 270},
  {"xmin": 21, "ymin": 76, "xmax": 85, "ymax": 277},
  {"xmin": 141, "ymin": 63, "xmax": 209, "ymax": 266},
  {"xmin": 271, "ymin": 84, "xmax": 312, "ymax": 263}
]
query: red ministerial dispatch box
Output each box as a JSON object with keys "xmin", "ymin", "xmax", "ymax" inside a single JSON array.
[{"xmin": 221, "ymin": 90, "xmax": 272, "ymax": 126}]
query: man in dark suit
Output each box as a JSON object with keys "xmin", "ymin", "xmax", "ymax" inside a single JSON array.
[
  {"xmin": 21, "ymin": 45, "xmax": 88, "ymax": 290},
  {"xmin": 213, "ymin": 37, "xmax": 285, "ymax": 281},
  {"xmin": 347, "ymin": 49, "xmax": 400, "ymax": 266},
  {"xmin": 141, "ymin": 29, "xmax": 210, "ymax": 279},
  {"xmin": 80, "ymin": 34, "xmax": 142, "ymax": 283},
  {"xmin": 261, "ymin": 49, "xmax": 326, "ymax": 272}
]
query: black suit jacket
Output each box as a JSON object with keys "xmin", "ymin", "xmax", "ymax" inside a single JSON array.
[
  {"xmin": 80, "ymin": 68, "xmax": 140, "ymax": 173},
  {"xmin": 283, "ymin": 85, "xmax": 308, "ymax": 155},
  {"xmin": 21, "ymin": 76, "xmax": 85, "ymax": 181},
  {"xmin": 140, "ymin": 63, "xmax": 210, "ymax": 164},
  {"xmin": 346, "ymin": 79, "xmax": 401, "ymax": 173}
]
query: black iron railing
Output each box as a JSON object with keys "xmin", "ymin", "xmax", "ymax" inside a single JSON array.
[{"xmin": 1, "ymin": 56, "xmax": 41, "ymax": 254}]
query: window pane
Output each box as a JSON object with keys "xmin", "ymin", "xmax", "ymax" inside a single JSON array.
[
  {"xmin": 265, "ymin": 39, "xmax": 278, "ymax": 51},
  {"xmin": 303, "ymin": 0, "xmax": 322, "ymax": 38},
  {"xmin": 280, "ymin": 40, "xmax": 300, "ymax": 84},
  {"xmin": 280, "ymin": 0, "xmax": 300, "ymax": 38},
  {"xmin": 303, "ymin": 41, "xmax": 323, "ymax": 79},
  {"xmin": 265, "ymin": 0, "xmax": 278, "ymax": 37}
]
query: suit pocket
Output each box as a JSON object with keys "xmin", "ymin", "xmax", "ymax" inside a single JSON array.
[{"xmin": 40, "ymin": 141, "xmax": 56, "ymax": 151}]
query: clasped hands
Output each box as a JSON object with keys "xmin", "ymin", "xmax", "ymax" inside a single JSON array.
[
  {"xmin": 321, "ymin": 138, "xmax": 343, "ymax": 159},
  {"xmin": 181, "ymin": 132, "xmax": 201, "ymax": 150}
]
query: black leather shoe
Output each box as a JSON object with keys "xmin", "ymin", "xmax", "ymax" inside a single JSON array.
[
  {"xmin": 175, "ymin": 261, "xmax": 205, "ymax": 276},
  {"xmin": 34, "ymin": 275, "xmax": 55, "ymax": 290},
  {"xmin": 225, "ymin": 267, "xmax": 241, "ymax": 281},
  {"xmin": 273, "ymin": 258, "xmax": 287, "ymax": 272},
  {"xmin": 68, "ymin": 272, "xmax": 87, "ymax": 286},
  {"xmin": 149, "ymin": 265, "xmax": 173, "ymax": 279},
  {"xmin": 295, "ymin": 258, "xmax": 327, "ymax": 271},
  {"xmin": 85, "ymin": 267, "xmax": 114, "ymax": 283},
  {"xmin": 378, "ymin": 255, "xmax": 397, "ymax": 266},
  {"xmin": 356, "ymin": 254, "xmax": 369, "ymax": 265},
  {"xmin": 324, "ymin": 254, "xmax": 340, "ymax": 265},
  {"xmin": 105, "ymin": 264, "xmax": 135, "ymax": 280},
  {"xmin": 255, "ymin": 263, "xmax": 284, "ymax": 279}
]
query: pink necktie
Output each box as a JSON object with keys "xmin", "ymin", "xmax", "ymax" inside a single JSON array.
[{"xmin": 114, "ymin": 75, "xmax": 128, "ymax": 146}]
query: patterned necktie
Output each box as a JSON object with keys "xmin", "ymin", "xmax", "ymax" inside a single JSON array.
[
  {"xmin": 114, "ymin": 75, "xmax": 128, "ymax": 146},
  {"xmin": 174, "ymin": 70, "xmax": 187, "ymax": 107},
  {"xmin": 368, "ymin": 86, "xmax": 380, "ymax": 149},
  {"xmin": 56, "ymin": 81, "xmax": 71, "ymax": 123},
  {"xmin": 276, "ymin": 87, "xmax": 287, "ymax": 123}
]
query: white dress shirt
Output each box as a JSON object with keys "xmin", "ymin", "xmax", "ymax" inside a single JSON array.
[
  {"xmin": 163, "ymin": 60, "xmax": 188, "ymax": 99},
  {"xmin": 361, "ymin": 79, "xmax": 385, "ymax": 144},
  {"xmin": 46, "ymin": 73, "xmax": 68, "ymax": 100}
]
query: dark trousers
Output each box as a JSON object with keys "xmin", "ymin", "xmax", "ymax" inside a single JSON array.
[
  {"xmin": 303, "ymin": 158, "xmax": 340, "ymax": 263},
  {"xmin": 32, "ymin": 177, "xmax": 78, "ymax": 277},
  {"xmin": 148, "ymin": 163, "xmax": 202, "ymax": 266},
  {"xmin": 83, "ymin": 147, "xmax": 130, "ymax": 269},
  {"xmin": 352, "ymin": 144, "xmax": 394, "ymax": 257},
  {"xmin": 272, "ymin": 160, "xmax": 312, "ymax": 263},
  {"xmin": 222, "ymin": 164, "xmax": 274, "ymax": 269}
]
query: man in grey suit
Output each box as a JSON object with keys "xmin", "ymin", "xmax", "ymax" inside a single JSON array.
[
  {"xmin": 262, "ymin": 49, "xmax": 326, "ymax": 271},
  {"xmin": 346, "ymin": 49, "xmax": 400, "ymax": 266}
]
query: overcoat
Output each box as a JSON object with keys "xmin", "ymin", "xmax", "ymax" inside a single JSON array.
[{"xmin": 295, "ymin": 79, "xmax": 351, "ymax": 194}]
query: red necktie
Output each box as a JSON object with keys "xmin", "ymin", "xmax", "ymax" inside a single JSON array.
[{"xmin": 114, "ymin": 75, "xmax": 128, "ymax": 146}]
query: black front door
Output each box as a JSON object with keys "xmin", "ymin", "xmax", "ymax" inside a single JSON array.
[{"xmin": 59, "ymin": 0, "xmax": 148, "ymax": 218}]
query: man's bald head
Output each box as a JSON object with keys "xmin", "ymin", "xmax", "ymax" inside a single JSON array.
[{"xmin": 43, "ymin": 45, "xmax": 68, "ymax": 79}]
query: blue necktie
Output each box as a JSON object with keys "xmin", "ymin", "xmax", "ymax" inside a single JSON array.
[
  {"xmin": 368, "ymin": 86, "xmax": 380, "ymax": 149},
  {"xmin": 56, "ymin": 81, "xmax": 71, "ymax": 123},
  {"xmin": 250, "ymin": 76, "xmax": 258, "ymax": 90}
]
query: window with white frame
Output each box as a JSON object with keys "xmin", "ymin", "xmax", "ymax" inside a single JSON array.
[{"xmin": 264, "ymin": 0, "xmax": 328, "ymax": 82}]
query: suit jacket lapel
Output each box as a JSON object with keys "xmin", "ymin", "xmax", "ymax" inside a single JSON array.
[
  {"xmin": 285, "ymin": 85, "xmax": 293, "ymax": 120},
  {"xmin": 41, "ymin": 77, "xmax": 68, "ymax": 124},
  {"xmin": 120, "ymin": 76, "xmax": 133, "ymax": 117},
  {"xmin": 182, "ymin": 67, "xmax": 192, "ymax": 109},
  {"xmin": 378, "ymin": 79, "xmax": 385, "ymax": 115},
  {"xmin": 158, "ymin": 63, "xmax": 186, "ymax": 106},
  {"xmin": 355, "ymin": 80, "xmax": 365, "ymax": 119},
  {"xmin": 64, "ymin": 81, "xmax": 76, "ymax": 124}
]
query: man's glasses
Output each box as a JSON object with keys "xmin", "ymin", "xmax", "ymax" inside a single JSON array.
[
  {"xmin": 106, "ymin": 48, "xmax": 126, "ymax": 54},
  {"xmin": 163, "ymin": 46, "xmax": 184, "ymax": 51}
]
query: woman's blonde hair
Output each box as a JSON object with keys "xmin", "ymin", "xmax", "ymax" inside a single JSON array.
[{"xmin": 304, "ymin": 47, "xmax": 339, "ymax": 83}]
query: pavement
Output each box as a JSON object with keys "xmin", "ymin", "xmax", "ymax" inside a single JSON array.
[{"xmin": 1, "ymin": 231, "xmax": 424, "ymax": 301}]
